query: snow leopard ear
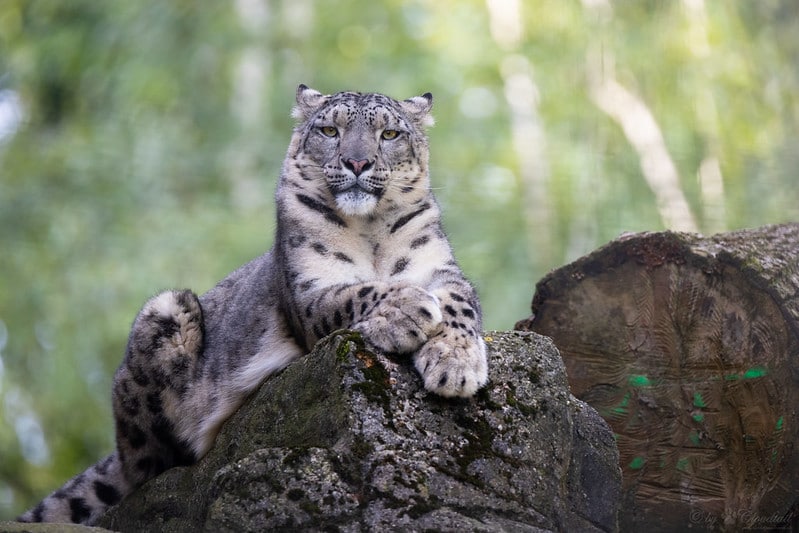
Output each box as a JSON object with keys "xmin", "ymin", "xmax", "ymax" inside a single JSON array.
[
  {"xmin": 292, "ymin": 84, "xmax": 329, "ymax": 121},
  {"xmin": 401, "ymin": 93, "xmax": 435, "ymax": 128}
]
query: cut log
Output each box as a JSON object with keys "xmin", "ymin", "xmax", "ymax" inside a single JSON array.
[{"xmin": 516, "ymin": 223, "xmax": 799, "ymax": 532}]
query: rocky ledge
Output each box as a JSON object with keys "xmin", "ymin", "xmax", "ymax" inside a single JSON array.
[{"xmin": 3, "ymin": 330, "xmax": 621, "ymax": 532}]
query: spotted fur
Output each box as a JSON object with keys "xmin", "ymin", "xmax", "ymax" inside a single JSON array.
[{"xmin": 18, "ymin": 86, "xmax": 488, "ymax": 525}]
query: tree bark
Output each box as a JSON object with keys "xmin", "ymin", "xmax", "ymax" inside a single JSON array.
[{"xmin": 516, "ymin": 223, "xmax": 799, "ymax": 532}]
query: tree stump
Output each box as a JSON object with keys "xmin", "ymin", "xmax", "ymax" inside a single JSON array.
[{"xmin": 516, "ymin": 223, "xmax": 799, "ymax": 531}]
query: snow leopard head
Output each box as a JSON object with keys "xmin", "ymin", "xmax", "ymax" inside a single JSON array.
[{"xmin": 290, "ymin": 85, "xmax": 434, "ymax": 217}]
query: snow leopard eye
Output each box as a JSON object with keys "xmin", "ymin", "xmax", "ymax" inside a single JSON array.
[
  {"xmin": 320, "ymin": 126, "xmax": 338, "ymax": 137},
  {"xmin": 381, "ymin": 129, "xmax": 399, "ymax": 140}
]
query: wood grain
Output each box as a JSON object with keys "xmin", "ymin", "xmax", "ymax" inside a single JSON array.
[{"xmin": 517, "ymin": 224, "xmax": 799, "ymax": 531}]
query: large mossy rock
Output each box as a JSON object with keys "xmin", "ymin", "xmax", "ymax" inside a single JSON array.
[{"xmin": 96, "ymin": 330, "xmax": 620, "ymax": 532}]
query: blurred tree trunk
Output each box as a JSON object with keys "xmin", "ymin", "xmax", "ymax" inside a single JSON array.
[
  {"xmin": 486, "ymin": 0, "xmax": 554, "ymax": 271},
  {"xmin": 582, "ymin": 0, "xmax": 699, "ymax": 232},
  {"xmin": 516, "ymin": 223, "xmax": 799, "ymax": 531}
]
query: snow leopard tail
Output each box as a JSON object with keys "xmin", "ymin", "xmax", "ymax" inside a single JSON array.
[
  {"xmin": 18, "ymin": 289, "xmax": 205, "ymax": 525},
  {"xmin": 16, "ymin": 451, "xmax": 131, "ymax": 524}
]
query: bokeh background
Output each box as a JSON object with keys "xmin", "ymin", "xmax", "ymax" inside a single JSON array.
[{"xmin": 1, "ymin": 0, "xmax": 797, "ymax": 519}]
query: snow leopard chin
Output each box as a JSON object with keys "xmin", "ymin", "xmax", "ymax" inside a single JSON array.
[{"xmin": 336, "ymin": 190, "xmax": 379, "ymax": 216}]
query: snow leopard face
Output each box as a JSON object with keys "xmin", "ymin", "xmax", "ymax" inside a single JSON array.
[{"xmin": 291, "ymin": 85, "xmax": 434, "ymax": 216}]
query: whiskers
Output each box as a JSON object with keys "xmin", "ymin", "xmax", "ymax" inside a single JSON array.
[
  {"xmin": 294, "ymin": 161, "xmax": 445, "ymax": 194},
  {"xmin": 385, "ymin": 180, "xmax": 444, "ymax": 194}
]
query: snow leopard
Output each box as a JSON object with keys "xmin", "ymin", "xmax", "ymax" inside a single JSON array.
[{"xmin": 18, "ymin": 85, "xmax": 488, "ymax": 525}]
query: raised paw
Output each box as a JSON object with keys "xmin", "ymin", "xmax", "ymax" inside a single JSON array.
[
  {"xmin": 129, "ymin": 289, "xmax": 204, "ymax": 362},
  {"xmin": 353, "ymin": 285, "xmax": 443, "ymax": 354},
  {"xmin": 413, "ymin": 335, "xmax": 488, "ymax": 398},
  {"xmin": 123, "ymin": 289, "xmax": 204, "ymax": 398}
]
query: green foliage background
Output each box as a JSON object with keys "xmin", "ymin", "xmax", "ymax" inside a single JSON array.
[{"xmin": 0, "ymin": 0, "xmax": 797, "ymax": 518}]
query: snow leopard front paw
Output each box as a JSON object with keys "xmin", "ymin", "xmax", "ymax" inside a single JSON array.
[
  {"xmin": 353, "ymin": 285, "xmax": 443, "ymax": 354},
  {"xmin": 414, "ymin": 335, "xmax": 488, "ymax": 398}
]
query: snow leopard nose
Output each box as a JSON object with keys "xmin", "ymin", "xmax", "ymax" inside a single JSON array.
[{"xmin": 343, "ymin": 157, "xmax": 374, "ymax": 177}]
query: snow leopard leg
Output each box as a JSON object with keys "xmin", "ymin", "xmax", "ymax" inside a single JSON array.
[{"xmin": 17, "ymin": 289, "xmax": 204, "ymax": 525}]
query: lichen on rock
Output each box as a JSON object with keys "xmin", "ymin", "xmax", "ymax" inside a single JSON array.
[{"xmin": 95, "ymin": 330, "xmax": 620, "ymax": 532}]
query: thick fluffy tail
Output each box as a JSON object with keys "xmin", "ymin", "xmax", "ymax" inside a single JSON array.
[
  {"xmin": 17, "ymin": 452, "xmax": 131, "ymax": 525},
  {"xmin": 18, "ymin": 289, "xmax": 205, "ymax": 525}
]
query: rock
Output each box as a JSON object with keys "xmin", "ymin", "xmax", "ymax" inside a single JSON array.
[
  {"xmin": 96, "ymin": 330, "xmax": 620, "ymax": 532},
  {"xmin": 0, "ymin": 523, "xmax": 114, "ymax": 533}
]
